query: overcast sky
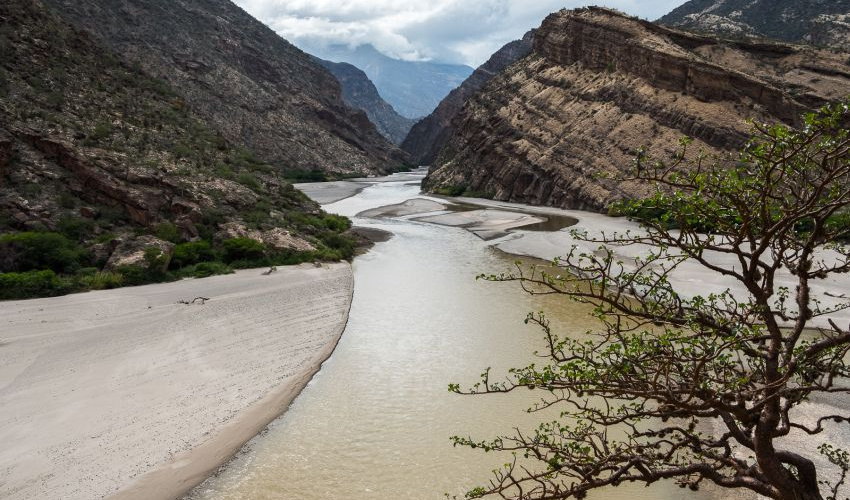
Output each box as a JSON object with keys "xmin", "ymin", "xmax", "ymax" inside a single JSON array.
[{"xmin": 233, "ymin": 0, "xmax": 688, "ymax": 67}]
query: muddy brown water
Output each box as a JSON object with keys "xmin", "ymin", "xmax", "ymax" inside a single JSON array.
[{"xmin": 186, "ymin": 178, "xmax": 730, "ymax": 500}]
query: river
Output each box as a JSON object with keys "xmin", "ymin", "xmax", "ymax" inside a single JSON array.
[{"xmin": 186, "ymin": 175, "xmax": 720, "ymax": 500}]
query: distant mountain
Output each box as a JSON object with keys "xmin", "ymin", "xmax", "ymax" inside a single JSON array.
[
  {"xmin": 658, "ymin": 0, "xmax": 850, "ymax": 51},
  {"xmin": 315, "ymin": 44, "xmax": 474, "ymax": 119},
  {"xmin": 42, "ymin": 0, "xmax": 407, "ymax": 176},
  {"xmin": 316, "ymin": 59, "xmax": 415, "ymax": 145},
  {"xmin": 402, "ymin": 31, "xmax": 535, "ymax": 166},
  {"xmin": 423, "ymin": 7, "xmax": 850, "ymax": 211}
]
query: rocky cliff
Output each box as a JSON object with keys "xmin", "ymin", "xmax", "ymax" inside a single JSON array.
[
  {"xmin": 0, "ymin": 0, "xmax": 353, "ymax": 286},
  {"xmin": 402, "ymin": 31, "xmax": 535, "ymax": 166},
  {"xmin": 659, "ymin": 0, "xmax": 850, "ymax": 52},
  {"xmin": 42, "ymin": 0, "xmax": 407, "ymax": 176},
  {"xmin": 424, "ymin": 7, "xmax": 850, "ymax": 211},
  {"xmin": 316, "ymin": 59, "xmax": 415, "ymax": 145}
]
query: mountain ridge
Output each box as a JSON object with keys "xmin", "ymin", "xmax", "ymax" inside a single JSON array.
[
  {"xmin": 315, "ymin": 58, "xmax": 415, "ymax": 145},
  {"xmin": 0, "ymin": 0, "xmax": 367, "ymax": 299},
  {"xmin": 423, "ymin": 7, "xmax": 850, "ymax": 211},
  {"xmin": 42, "ymin": 0, "xmax": 408, "ymax": 176},
  {"xmin": 314, "ymin": 43, "xmax": 474, "ymax": 119},
  {"xmin": 658, "ymin": 0, "xmax": 850, "ymax": 52}
]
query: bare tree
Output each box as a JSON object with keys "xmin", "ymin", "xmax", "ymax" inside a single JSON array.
[{"xmin": 451, "ymin": 102, "xmax": 850, "ymax": 500}]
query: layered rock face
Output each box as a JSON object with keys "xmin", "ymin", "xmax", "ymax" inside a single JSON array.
[
  {"xmin": 316, "ymin": 59, "xmax": 415, "ymax": 145},
  {"xmin": 0, "ymin": 0, "xmax": 325, "ymax": 247},
  {"xmin": 659, "ymin": 0, "xmax": 850, "ymax": 52},
  {"xmin": 424, "ymin": 7, "xmax": 850, "ymax": 211},
  {"xmin": 42, "ymin": 0, "xmax": 407, "ymax": 176},
  {"xmin": 402, "ymin": 31, "xmax": 535, "ymax": 166}
]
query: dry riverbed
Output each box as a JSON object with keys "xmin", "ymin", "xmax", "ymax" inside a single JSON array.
[{"xmin": 0, "ymin": 263, "xmax": 353, "ymax": 500}]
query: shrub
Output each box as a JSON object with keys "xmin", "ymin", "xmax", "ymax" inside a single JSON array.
[
  {"xmin": 434, "ymin": 184, "xmax": 467, "ymax": 197},
  {"xmin": 0, "ymin": 270, "xmax": 71, "ymax": 299},
  {"xmin": 57, "ymin": 215, "xmax": 95, "ymax": 241},
  {"xmin": 321, "ymin": 233, "xmax": 355, "ymax": 260},
  {"xmin": 0, "ymin": 231, "xmax": 90, "ymax": 273},
  {"xmin": 115, "ymin": 264, "xmax": 154, "ymax": 286},
  {"xmin": 222, "ymin": 237, "xmax": 266, "ymax": 263},
  {"xmin": 153, "ymin": 221, "xmax": 181, "ymax": 243},
  {"xmin": 321, "ymin": 213, "xmax": 351, "ymax": 232},
  {"xmin": 236, "ymin": 173, "xmax": 261, "ymax": 191},
  {"xmin": 177, "ymin": 261, "xmax": 233, "ymax": 278},
  {"xmin": 89, "ymin": 121, "xmax": 113, "ymax": 143},
  {"xmin": 76, "ymin": 270, "xmax": 123, "ymax": 290},
  {"xmin": 171, "ymin": 240, "xmax": 217, "ymax": 268}
]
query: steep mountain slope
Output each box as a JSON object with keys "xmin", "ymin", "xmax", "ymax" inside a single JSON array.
[
  {"xmin": 402, "ymin": 30, "xmax": 535, "ymax": 166},
  {"xmin": 659, "ymin": 0, "xmax": 850, "ymax": 52},
  {"xmin": 316, "ymin": 59, "xmax": 415, "ymax": 145},
  {"xmin": 42, "ymin": 0, "xmax": 407, "ymax": 176},
  {"xmin": 315, "ymin": 44, "xmax": 474, "ymax": 119},
  {"xmin": 424, "ymin": 7, "xmax": 850, "ymax": 211},
  {"xmin": 0, "ymin": 0, "xmax": 357, "ymax": 297}
]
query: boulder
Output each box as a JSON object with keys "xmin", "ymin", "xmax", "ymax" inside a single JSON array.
[
  {"xmin": 106, "ymin": 235, "xmax": 174, "ymax": 271},
  {"xmin": 261, "ymin": 227, "xmax": 316, "ymax": 252}
]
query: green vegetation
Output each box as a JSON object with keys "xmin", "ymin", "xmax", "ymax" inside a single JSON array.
[
  {"xmin": 454, "ymin": 102, "xmax": 850, "ymax": 500},
  {"xmin": 0, "ymin": 231, "xmax": 91, "ymax": 274},
  {"xmin": 0, "ymin": 270, "xmax": 71, "ymax": 300},
  {"xmin": 0, "ymin": 1, "xmax": 362, "ymax": 301},
  {"xmin": 433, "ymin": 184, "xmax": 486, "ymax": 198},
  {"xmin": 0, "ymin": 214, "xmax": 358, "ymax": 300},
  {"xmin": 283, "ymin": 169, "xmax": 329, "ymax": 182},
  {"xmin": 153, "ymin": 222, "xmax": 180, "ymax": 243}
]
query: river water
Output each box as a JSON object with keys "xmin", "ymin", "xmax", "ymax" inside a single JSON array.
[{"xmin": 187, "ymin": 176, "xmax": 719, "ymax": 500}]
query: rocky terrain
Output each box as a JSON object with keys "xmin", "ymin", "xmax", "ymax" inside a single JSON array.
[
  {"xmin": 0, "ymin": 0, "xmax": 359, "ymax": 298},
  {"xmin": 316, "ymin": 58, "xmax": 415, "ymax": 145},
  {"xmin": 402, "ymin": 30, "xmax": 535, "ymax": 166},
  {"xmin": 42, "ymin": 0, "xmax": 408, "ymax": 177},
  {"xmin": 659, "ymin": 0, "xmax": 850, "ymax": 52},
  {"xmin": 315, "ymin": 44, "xmax": 473, "ymax": 119},
  {"xmin": 423, "ymin": 7, "xmax": 850, "ymax": 211}
]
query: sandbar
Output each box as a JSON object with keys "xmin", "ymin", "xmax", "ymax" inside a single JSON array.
[{"xmin": 0, "ymin": 263, "xmax": 353, "ymax": 500}]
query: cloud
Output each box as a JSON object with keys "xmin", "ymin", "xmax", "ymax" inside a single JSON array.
[{"xmin": 233, "ymin": 0, "xmax": 687, "ymax": 66}]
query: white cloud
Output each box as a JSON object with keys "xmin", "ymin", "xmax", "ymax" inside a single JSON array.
[{"xmin": 233, "ymin": 0, "xmax": 688, "ymax": 66}]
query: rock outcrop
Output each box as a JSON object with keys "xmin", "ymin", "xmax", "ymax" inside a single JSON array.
[
  {"xmin": 316, "ymin": 58, "xmax": 415, "ymax": 145},
  {"xmin": 402, "ymin": 31, "xmax": 535, "ymax": 166},
  {"xmin": 424, "ymin": 7, "xmax": 850, "ymax": 211},
  {"xmin": 106, "ymin": 236, "xmax": 174, "ymax": 271},
  {"xmin": 42, "ymin": 0, "xmax": 408, "ymax": 176},
  {"xmin": 659, "ymin": 0, "xmax": 850, "ymax": 52}
]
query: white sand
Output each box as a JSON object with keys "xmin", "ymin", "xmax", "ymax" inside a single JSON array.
[
  {"xmin": 0, "ymin": 263, "xmax": 353, "ymax": 500},
  {"xmin": 358, "ymin": 198, "xmax": 447, "ymax": 218},
  {"xmin": 415, "ymin": 208, "xmax": 545, "ymax": 240},
  {"xmin": 294, "ymin": 181, "xmax": 368, "ymax": 205}
]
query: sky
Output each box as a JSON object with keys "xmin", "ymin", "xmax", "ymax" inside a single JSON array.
[{"xmin": 233, "ymin": 0, "xmax": 688, "ymax": 67}]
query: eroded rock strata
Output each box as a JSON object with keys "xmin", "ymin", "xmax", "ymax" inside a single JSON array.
[{"xmin": 423, "ymin": 7, "xmax": 850, "ymax": 211}]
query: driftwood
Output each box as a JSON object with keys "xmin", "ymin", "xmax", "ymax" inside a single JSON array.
[{"xmin": 177, "ymin": 296, "xmax": 210, "ymax": 305}]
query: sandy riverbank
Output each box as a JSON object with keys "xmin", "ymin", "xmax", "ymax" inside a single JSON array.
[{"xmin": 0, "ymin": 263, "xmax": 353, "ymax": 500}]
